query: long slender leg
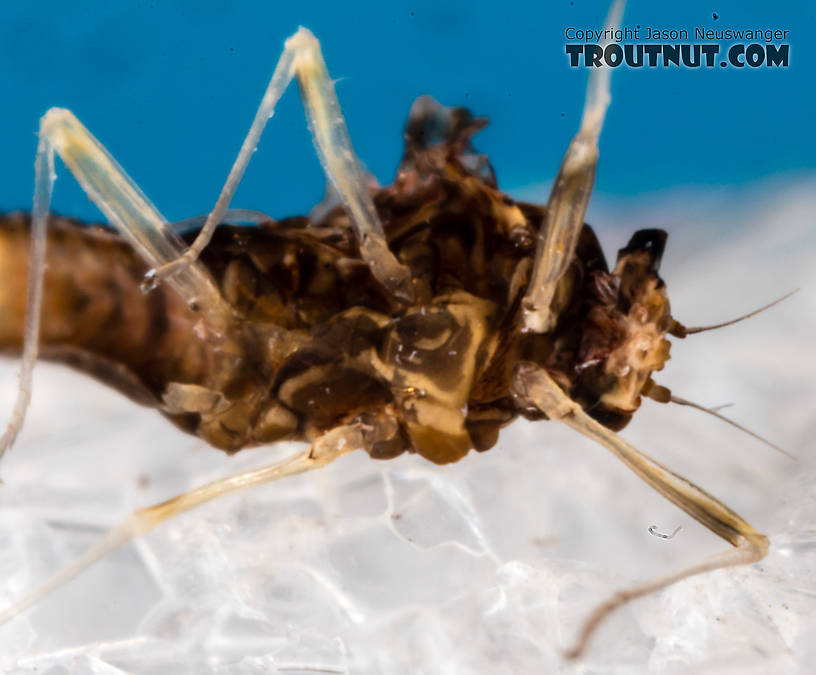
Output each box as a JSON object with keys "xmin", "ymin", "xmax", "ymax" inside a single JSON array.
[
  {"xmin": 289, "ymin": 30, "xmax": 412, "ymax": 304},
  {"xmin": 521, "ymin": 0, "xmax": 626, "ymax": 332},
  {"xmin": 511, "ymin": 364, "xmax": 769, "ymax": 659},
  {"xmin": 0, "ymin": 109, "xmax": 234, "ymax": 469},
  {"xmin": 0, "ymin": 135, "xmax": 53, "ymax": 467},
  {"xmin": 151, "ymin": 28, "xmax": 414, "ymax": 303},
  {"xmin": 34, "ymin": 109, "xmax": 231, "ymax": 327},
  {"xmin": 0, "ymin": 424, "xmax": 364, "ymax": 625}
]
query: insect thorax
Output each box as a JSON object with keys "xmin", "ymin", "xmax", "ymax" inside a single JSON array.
[{"xmin": 0, "ymin": 98, "xmax": 674, "ymax": 464}]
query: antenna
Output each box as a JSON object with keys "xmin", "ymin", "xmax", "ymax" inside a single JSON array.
[
  {"xmin": 670, "ymin": 395, "xmax": 796, "ymax": 461},
  {"xmin": 671, "ymin": 290, "xmax": 798, "ymax": 337}
]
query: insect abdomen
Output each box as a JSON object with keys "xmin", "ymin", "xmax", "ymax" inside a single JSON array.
[{"xmin": 0, "ymin": 212, "xmax": 209, "ymax": 406}]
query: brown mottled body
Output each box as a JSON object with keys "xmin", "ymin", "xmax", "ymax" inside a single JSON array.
[
  {"xmin": 0, "ymin": 101, "xmax": 673, "ymax": 465},
  {"xmin": 0, "ymin": 213, "xmax": 207, "ymax": 405},
  {"xmin": 1, "ymin": 16, "xmax": 777, "ymax": 656}
]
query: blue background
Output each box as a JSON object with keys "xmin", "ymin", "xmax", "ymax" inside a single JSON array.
[{"xmin": 1, "ymin": 0, "xmax": 813, "ymax": 223}]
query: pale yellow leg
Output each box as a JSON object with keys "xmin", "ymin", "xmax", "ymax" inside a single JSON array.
[
  {"xmin": 151, "ymin": 28, "xmax": 414, "ymax": 303},
  {"xmin": 522, "ymin": 0, "xmax": 626, "ymax": 332},
  {"xmin": 512, "ymin": 364, "xmax": 768, "ymax": 659},
  {"xmin": 35, "ymin": 109, "xmax": 230, "ymax": 326},
  {"xmin": 0, "ymin": 108, "xmax": 233, "ymax": 470},
  {"xmin": 0, "ymin": 424, "xmax": 363, "ymax": 625},
  {"xmin": 0, "ymin": 136, "xmax": 53, "ymax": 467}
]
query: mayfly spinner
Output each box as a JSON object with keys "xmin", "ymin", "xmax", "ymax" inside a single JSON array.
[{"xmin": 0, "ymin": 0, "xmax": 786, "ymax": 658}]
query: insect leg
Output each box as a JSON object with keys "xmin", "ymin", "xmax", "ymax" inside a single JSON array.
[
  {"xmin": 287, "ymin": 29, "xmax": 412, "ymax": 302},
  {"xmin": 34, "ymin": 108, "xmax": 231, "ymax": 327},
  {"xmin": 0, "ymin": 110, "xmax": 234, "ymax": 467},
  {"xmin": 0, "ymin": 136, "xmax": 53, "ymax": 466},
  {"xmin": 151, "ymin": 28, "xmax": 414, "ymax": 304},
  {"xmin": 512, "ymin": 364, "xmax": 768, "ymax": 659},
  {"xmin": 521, "ymin": 0, "xmax": 626, "ymax": 333},
  {"xmin": 0, "ymin": 424, "xmax": 363, "ymax": 625}
]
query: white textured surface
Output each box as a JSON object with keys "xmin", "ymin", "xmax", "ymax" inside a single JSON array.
[{"xmin": 0, "ymin": 176, "xmax": 815, "ymax": 674}]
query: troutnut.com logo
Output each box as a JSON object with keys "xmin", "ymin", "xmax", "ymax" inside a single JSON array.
[{"xmin": 565, "ymin": 27, "xmax": 790, "ymax": 68}]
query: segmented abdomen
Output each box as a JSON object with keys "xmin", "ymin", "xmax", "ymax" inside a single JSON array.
[{"xmin": 0, "ymin": 212, "xmax": 209, "ymax": 406}]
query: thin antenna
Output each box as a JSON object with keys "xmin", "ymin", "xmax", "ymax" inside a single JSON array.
[
  {"xmin": 678, "ymin": 289, "xmax": 798, "ymax": 336},
  {"xmin": 670, "ymin": 395, "xmax": 796, "ymax": 460}
]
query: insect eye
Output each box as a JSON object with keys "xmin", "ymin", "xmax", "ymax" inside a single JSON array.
[{"xmin": 616, "ymin": 229, "xmax": 668, "ymax": 273}]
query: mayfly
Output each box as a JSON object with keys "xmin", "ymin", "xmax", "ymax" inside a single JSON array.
[{"xmin": 0, "ymin": 0, "xmax": 786, "ymax": 658}]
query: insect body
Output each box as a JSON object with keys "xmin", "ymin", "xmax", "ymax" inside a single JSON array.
[
  {"xmin": 0, "ymin": 2, "xmax": 773, "ymax": 659},
  {"xmin": 0, "ymin": 107, "xmax": 670, "ymax": 463}
]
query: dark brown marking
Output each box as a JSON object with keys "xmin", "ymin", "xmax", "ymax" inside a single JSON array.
[{"xmin": 0, "ymin": 99, "xmax": 678, "ymax": 464}]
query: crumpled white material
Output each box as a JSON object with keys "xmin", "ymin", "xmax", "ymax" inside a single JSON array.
[{"xmin": 1, "ymin": 177, "xmax": 814, "ymax": 674}]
